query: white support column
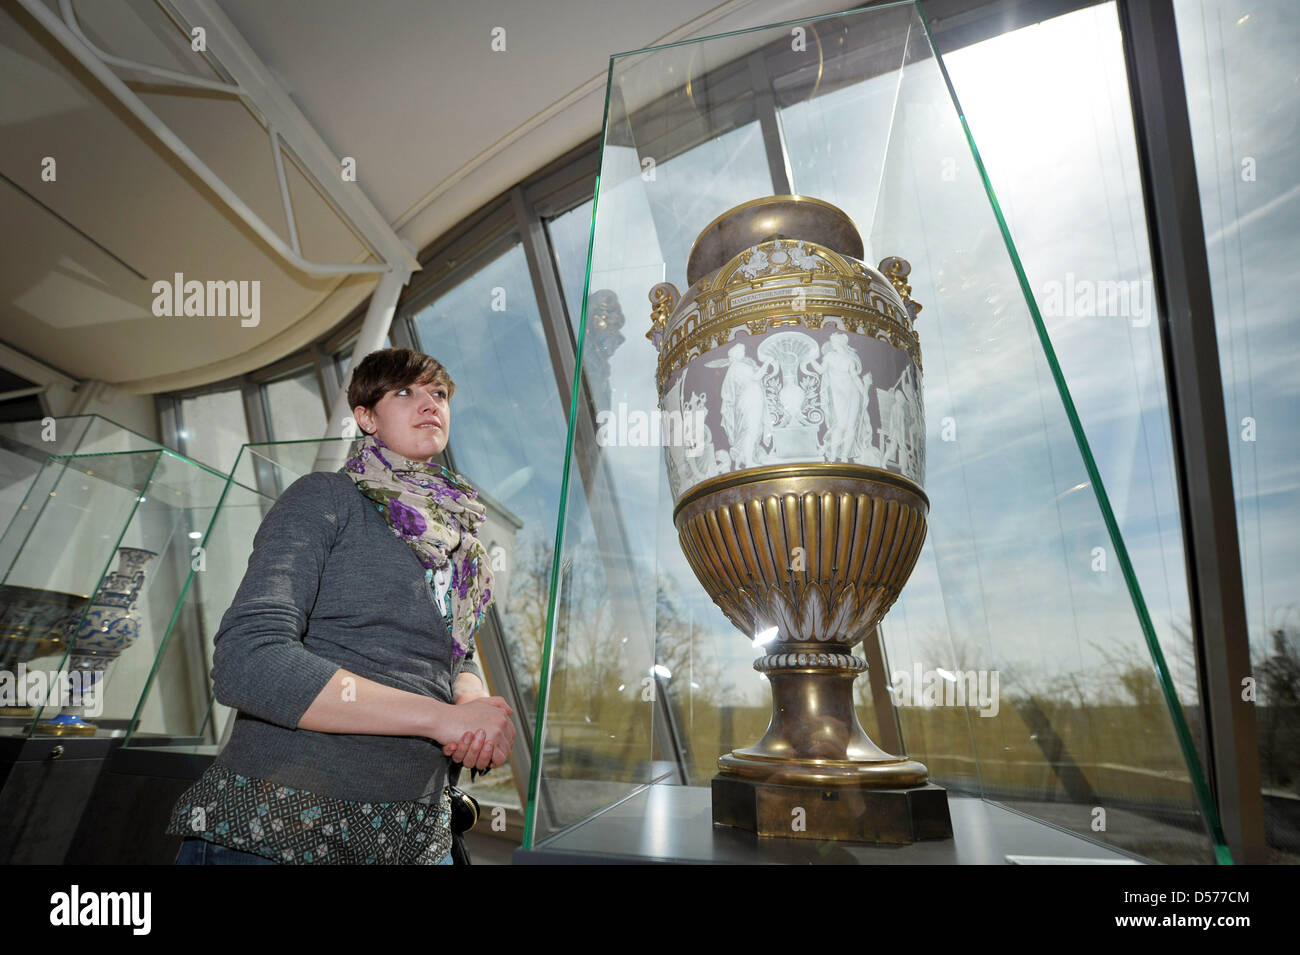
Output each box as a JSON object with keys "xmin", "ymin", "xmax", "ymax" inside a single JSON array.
[
  {"xmin": 311, "ymin": 267, "xmax": 410, "ymax": 473},
  {"xmin": 163, "ymin": 0, "xmax": 420, "ymax": 275}
]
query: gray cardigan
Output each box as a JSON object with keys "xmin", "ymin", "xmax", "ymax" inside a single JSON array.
[{"xmin": 210, "ymin": 470, "xmax": 484, "ymax": 803}]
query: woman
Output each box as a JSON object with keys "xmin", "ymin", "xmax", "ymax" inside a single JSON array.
[{"xmin": 166, "ymin": 348, "xmax": 515, "ymax": 864}]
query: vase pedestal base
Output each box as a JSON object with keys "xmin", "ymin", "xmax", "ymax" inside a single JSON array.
[{"xmin": 712, "ymin": 775, "xmax": 953, "ymax": 845}]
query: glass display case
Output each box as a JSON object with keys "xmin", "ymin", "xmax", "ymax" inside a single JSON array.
[
  {"xmin": 0, "ymin": 446, "xmax": 227, "ymax": 740},
  {"xmin": 522, "ymin": 0, "xmax": 1227, "ymax": 864},
  {"xmin": 0, "ymin": 414, "xmax": 162, "ymax": 570}
]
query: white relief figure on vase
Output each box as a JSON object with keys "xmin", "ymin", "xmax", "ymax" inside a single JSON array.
[
  {"xmin": 850, "ymin": 367, "xmax": 882, "ymax": 468},
  {"xmin": 786, "ymin": 240, "xmax": 821, "ymax": 272},
  {"xmin": 738, "ymin": 245, "xmax": 771, "ymax": 280},
  {"xmin": 706, "ymin": 342, "xmax": 774, "ymax": 470},
  {"xmin": 879, "ymin": 364, "xmax": 923, "ymax": 482},
  {"xmin": 671, "ymin": 383, "xmax": 730, "ymax": 494},
  {"xmin": 897, "ymin": 364, "xmax": 924, "ymax": 483},
  {"xmin": 802, "ymin": 331, "xmax": 873, "ymax": 464}
]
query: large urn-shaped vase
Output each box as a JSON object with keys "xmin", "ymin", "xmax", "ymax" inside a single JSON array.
[{"xmin": 649, "ymin": 196, "xmax": 951, "ymax": 843}]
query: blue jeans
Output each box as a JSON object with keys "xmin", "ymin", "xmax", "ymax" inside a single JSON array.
[
  {"xmin": 175, "ymin": 837, "xmax": 278, "ymax": 865},
  {"xmin": 174, "ymin": 836, "xmax": 454, "ymax": 865}
]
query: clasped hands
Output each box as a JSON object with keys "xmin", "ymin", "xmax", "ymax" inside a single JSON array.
[{"xmin": 441, "ymin": 678, "xmax": 514, "ymax": 772}]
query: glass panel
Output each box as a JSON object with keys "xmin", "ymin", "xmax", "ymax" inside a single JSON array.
[
  {"xmin": 546, "ymin": 199, "xmax": 595, "ymax": 336},
  {"xmin": 179, "ymin": 388, "xmax": 250, "ymax": 474},
  {"xmin": 0, "ymin": 414, "xmax": 167, "ymax": 588},
  {"xmin": 529, "ymin": 45, "xmax": 782, "ymax": 841},
  {"xmin": 0, "ymin": 416, "xmax": 95, "ymax": 552},
  {"xmin": 929, "ymin": 2, "xmax": 1199, "ymax": 724},
  {"xmin": 783, "ymin": 8, "xmax": 1198, "ymax": 746},
  {"xmin": 73, "ymin": 414, "xmax": 163, "ymax": 454},
  {"xmin": 850, "ymin": 0, "xmax": 1214, "ymax": 846},
  {"xmin": 1175, "ymin": 0, "xmax": 1300, "ymax": 862},
  {"xmin": 264, "ymin": 368, "xmax": 326, "ymax": 441},
  {"xmin": 0, "ymin": 414, "xmax": 161, "ymax": 557},
  {"xmin": 411, "ymin": 241, "xmax": 572, "ymax": 808},
  {"xmin": 872, "ymin": 3, "xmax": 1219, "ymax": 864},
  {"xmin": 526, "ymin": 0, "xmax": 1222, "ymax": 864}
]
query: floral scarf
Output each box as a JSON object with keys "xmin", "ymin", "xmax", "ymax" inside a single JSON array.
[{"xmin": 339, "ymin": 432, "xmax": 493, "ymax": 658}]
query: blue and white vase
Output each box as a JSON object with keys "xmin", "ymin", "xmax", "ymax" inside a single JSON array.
[{"xmin": 37, "ymin": 546, "xmax": 157, "ymax": 736}]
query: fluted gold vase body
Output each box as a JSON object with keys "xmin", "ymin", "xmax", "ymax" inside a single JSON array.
[{"xmin": 674, "ymin": 464, "xmax": 929, "ymax": 786}]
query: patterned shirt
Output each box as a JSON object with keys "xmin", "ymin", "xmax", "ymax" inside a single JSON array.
[{"xmin": 166, "ymin": 761, "xmax": 453, "ymax": 864}]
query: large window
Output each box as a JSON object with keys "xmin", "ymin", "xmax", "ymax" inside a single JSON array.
[
  {"xmin": 411, "ymin": 240, "xmax": 570, "ymax": 759},
  {"xmin": 263, "ymin": 367, "xmax": 326, "ymax": 442},
  {"xmin": 178, "ymin": 388, "xmax": 249, "ymax": 475}
]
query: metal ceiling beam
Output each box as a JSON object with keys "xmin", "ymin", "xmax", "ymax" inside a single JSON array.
[
  {"xmin": 17, "ymin": 0, "xmax": 418, "ymax": 280},
  {"xmin": 160, "ymin": 0, "xmax": 418, "ymax": 275},
  {"xmin": 16, "ymin": 0, "xmax": 424, "ymax": 457}
]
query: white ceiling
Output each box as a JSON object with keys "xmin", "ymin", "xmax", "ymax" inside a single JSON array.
[{"xmin": 0, "ymin": 0, "xmax": 855, "ymax": 395}]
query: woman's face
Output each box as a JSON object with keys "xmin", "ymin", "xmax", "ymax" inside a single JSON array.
[{"xmin": 354, "ymin": 379, "xmax": 451, "ymax": 463}]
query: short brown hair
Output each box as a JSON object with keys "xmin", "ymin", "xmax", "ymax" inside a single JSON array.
[{"xmin": 347, "ymin": 348, "xmax": 455, "ymax": 430}]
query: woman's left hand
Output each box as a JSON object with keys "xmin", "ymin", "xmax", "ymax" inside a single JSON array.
[{"xmin": 443, "ymin": 695, "xmax": 512, "ymax": 767}]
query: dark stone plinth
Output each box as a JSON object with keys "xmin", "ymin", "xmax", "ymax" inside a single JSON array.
[{"xmin": 712, "ymin": 775, "xmax": 953, "ymax": 844}]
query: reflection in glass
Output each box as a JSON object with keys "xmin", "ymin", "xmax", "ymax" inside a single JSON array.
[{"xmin": 546, "ymin": 199, "xmax": 594, "ymax": 336}]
